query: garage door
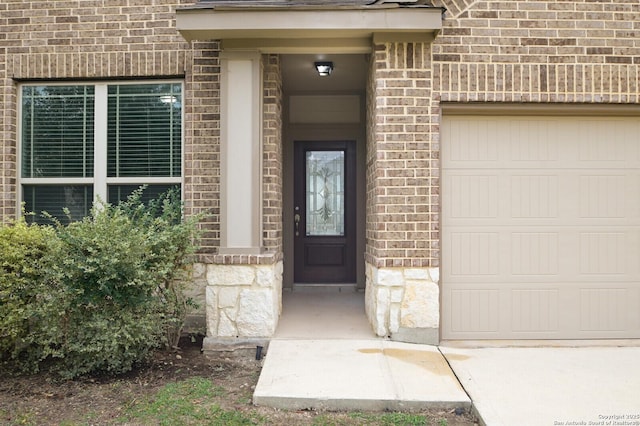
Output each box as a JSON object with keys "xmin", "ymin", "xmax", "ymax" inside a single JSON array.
[{"xmin": 441, "ymin": 115, "xmax": 640, "ymax": 339}]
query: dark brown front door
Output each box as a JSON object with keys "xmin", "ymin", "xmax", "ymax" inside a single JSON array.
[{"xmin": 293, "ymin": 140, "xmax": 356, "ymax": 283}]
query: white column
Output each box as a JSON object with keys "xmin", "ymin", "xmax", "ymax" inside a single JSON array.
[
  {"xmin": 219, "ymin": 51, "xmax": 263, "ymax": 254},
  {"xmin": 93, "ymin": 84, "xmax": 108, "ymax": 204}
]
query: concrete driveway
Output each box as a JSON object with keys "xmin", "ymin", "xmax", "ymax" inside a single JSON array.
[
  {"xmin": 440, "ymin": 345, "xmax": 640, "ymax": 426},
  {"xmin": 260, "ymin": 292, "xmax": 639, "ymax": 425}
]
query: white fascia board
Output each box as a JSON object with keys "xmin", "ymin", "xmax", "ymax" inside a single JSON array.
[{"xmin": 176, "ymin": 8, "xmax": 442, "ymax": 42}]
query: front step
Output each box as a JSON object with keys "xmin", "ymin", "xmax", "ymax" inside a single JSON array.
[
  {"xmin": 292, "ymin": 283, "xmax": 358, "ymax": 293},
  {"xmin": 253, "ymin": 339, "xmax": 471, "ymax": 411}
]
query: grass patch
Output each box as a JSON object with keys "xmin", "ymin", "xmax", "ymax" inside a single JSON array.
[
  {"xmin": 120, "ymin": 377, "xmax": 262, "ymax": 425},
  {"xmin": 347, "ymin": 411, "xmax": 440, "ymax": 425}
]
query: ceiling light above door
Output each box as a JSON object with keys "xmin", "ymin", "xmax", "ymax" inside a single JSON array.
[{"xmin": 314, "ymin": 61, "xmax": 333, "ymax": 76}]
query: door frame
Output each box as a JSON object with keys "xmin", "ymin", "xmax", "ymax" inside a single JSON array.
[
  {"xmin": 283, "ymin": 125, "xmax": 367, "ymax": 290},
  {"xmin": 293, "ymin": 140, "xmax": 357, "ymax": 283}
]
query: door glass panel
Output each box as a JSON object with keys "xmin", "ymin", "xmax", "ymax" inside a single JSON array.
[{"xmin": 306, "ymin": 150, "xmax": 344, "ymax": 236}]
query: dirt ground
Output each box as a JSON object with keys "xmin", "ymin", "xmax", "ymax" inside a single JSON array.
[{"xmin": 0, "ymin": 337, "xmax": 477, "ymax": 425}]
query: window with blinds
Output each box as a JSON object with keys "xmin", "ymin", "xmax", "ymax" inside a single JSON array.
[
  {"xmin": 22, "ymin": 86, "xmax": 95, "ymax": 179},
  {"xmin": 107, "ymin": 84, "xmax": 182, "ymax": 178},
  {"xmin": 20, "ymin": 82, "xmax": 183, "ymax": 224}
]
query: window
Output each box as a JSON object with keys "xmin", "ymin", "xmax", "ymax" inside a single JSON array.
[
  {"xmin": 20, "ymin": 82, "xmax": 182, "ymax": 223},
  {"xmin": 305, "ymin": 150, "xmax": 345, "ymax": 236}
]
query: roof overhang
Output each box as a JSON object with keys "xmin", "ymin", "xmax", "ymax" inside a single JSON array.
[{"xmin": 176, "ymin": 5, "xmax": 443, "ymax": 53}]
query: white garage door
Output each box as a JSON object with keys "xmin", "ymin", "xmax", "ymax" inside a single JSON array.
[{"xmin": 442, "ymin": 115, "xmax": 640, "ymax": 339}]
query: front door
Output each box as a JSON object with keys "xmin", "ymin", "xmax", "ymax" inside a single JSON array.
[{"xmin": 294, "ymin": 141, "xmax": 356, "ymax": 283}]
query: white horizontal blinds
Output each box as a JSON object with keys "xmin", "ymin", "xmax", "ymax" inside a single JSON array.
[
  {"xmin": 21, "ymin": 85, "xmax": 95, "ymax": 178},
  {"xmin": 22, "ymin": 186, "xmax": 93, "ymax": 223},
  {"xmin": 20, "ymin": 82, "xmax": 183, "ymax": 224},
  {"xmin": 21, "ymin": 85, "xmax": 94, "ymax": 223},
  {"xmin": 107, "ymin": 84, "xmax": 182, "ymax": 178}
]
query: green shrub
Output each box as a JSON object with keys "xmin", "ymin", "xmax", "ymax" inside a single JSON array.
[
  {"xmin": 0, "ymin": 217, "xmax": 55, "ymax": 371},
  {"xmin": 0, "ymin": 188, "xmax": 202, "ymax": 378},
  {"xmin": 42, "ymin": 204, "xmax": 165, "ymax": 378},
  {"xmin": 116, "ymin": 187, "xmax": 203, "ymax": 348}
]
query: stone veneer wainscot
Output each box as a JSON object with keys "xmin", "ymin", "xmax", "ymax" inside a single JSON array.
[
  {"xmin": 366, "ymin": 264, "xmax": 440, "ymax": 344},
  {"xmin": 199, "ymin": 259, "xmax": 283, "ymax": 350}
]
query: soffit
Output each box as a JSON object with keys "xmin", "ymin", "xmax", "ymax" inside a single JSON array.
[
  {"xmin": 176, "ymin": 1, "xmax": 443, "ymax": 51},
  {"xmin": 281, "ymin": 54, "xmax": 368, "ymax": 93}
]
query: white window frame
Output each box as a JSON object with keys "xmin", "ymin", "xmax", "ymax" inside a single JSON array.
[{"xmin": 18, "ymin": 80, "xmax": 185, "ymax": 218}]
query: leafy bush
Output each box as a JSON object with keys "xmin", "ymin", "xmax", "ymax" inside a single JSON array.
[
  {"xmin": 0, "ymin": 217, "xmax": 56, "ymax": 371},
  {"xmin": 0, "ymin": 189, "xmax": 202, "ymax": 378},
  {"xmin": 116, "ymin": 188, "xmax": 202, "ymax": 348}
]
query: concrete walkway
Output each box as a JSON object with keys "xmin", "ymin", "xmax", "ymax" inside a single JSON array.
[
  {"xmin": 441, "ymin": 345, "xmax": 640, "ymax": 426},
  {"xmin": 254, "ymin": 290, "xmax": 640, "ymax": 424},
  {"xmin": 253, "ymin": 289, "xmax": 471, "ymax": 411},
  {"xmin": 253, "ymin": 339, "xmax": 471, "ymax": 411},
  {"xmin": 255, "ymin": 340, "xmax": 640, "ymax": 424}
]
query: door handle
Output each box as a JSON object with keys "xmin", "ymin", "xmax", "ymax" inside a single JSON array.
[{"xmin": 294, "ymin": 213, "xmax": 300, "ymax": 236}]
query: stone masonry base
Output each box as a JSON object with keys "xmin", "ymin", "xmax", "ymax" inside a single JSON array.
[
  {"xmin": 365, "ymin": 262, "xmax": 440, "ymax": 345},
  {"xmin": 200, "ymin": 261, "xmax": 283, "ymax": 352},
  {"xmin": 197, "ymin": 260, "xmax": 441, "ymax": 349}
]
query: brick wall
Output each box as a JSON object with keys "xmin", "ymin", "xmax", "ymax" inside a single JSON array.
[
  {"xmin": 184, "ymin": 41, "xmax": 221, "ymax": 255},
  {"xmin": 2, "ymin": 0, "xmax": 638, "ymax": 266},
  {"xmin": 0, "ymin": 43, "xmax": 15, "ymax": 222},
  {"xmin": 432, "ymin": 0, "xmax": 640, "ymax": 103},
  {"xmin": 366, "ymin": 42, "xmax": 440, "ymax": 269},
  {"xmin": 205, "ymin": 53, "xmax": 283, "ymax": 266},
  {"xmin": 262, "ymin": 54, "xmax": 283, "ymax": 254},
  {"xmin": 367, "ymin": 0, "xmax": 639, "ymax": 269},
  {"xmin": 1, "ymin": 0, "xmax": 191, "ymax": 78},
  {"xmin": 365, "ymin": 47, "xmax": 379, "ymax": 267},
  {"xmin": 0, "ymin": 0, "xmax": 225, "ymax": 254}
]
